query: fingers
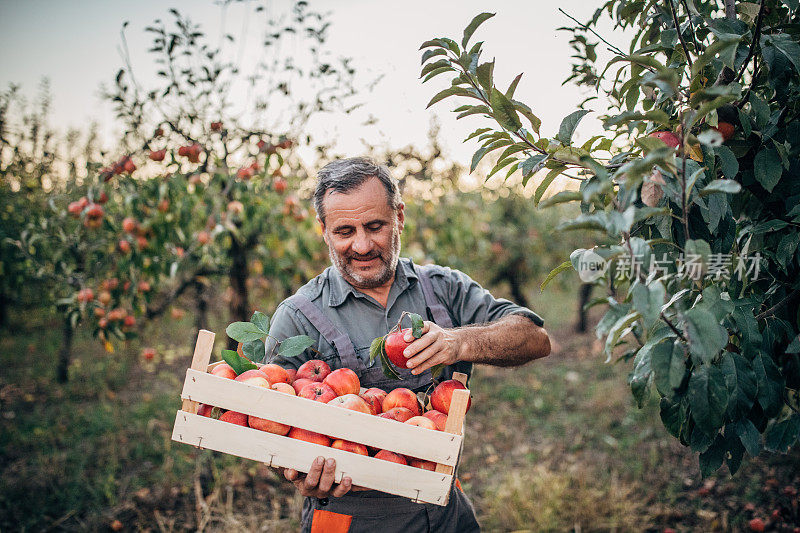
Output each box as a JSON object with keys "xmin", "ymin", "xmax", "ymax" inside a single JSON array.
[
  {"xmin": 403, "ymin": 321, "xmax": 432, "ymax": 342},
  {"xmin": 283, "ymin": 468, "xmax": 299, "ymax": 482},
  {"xmin": 317, "ymin": 458, "xmax": 337, "ymax": 493},
  {"xmin": 332, "ymin": 476, "xmax": 353, "ymax": 497},
  {"xmin": 404, "ymin": 331, "xmax": 437, "ymax": 359},
  {"xmin": 302, "ymin": 457, "xmax": 325, "ymax": 494}
]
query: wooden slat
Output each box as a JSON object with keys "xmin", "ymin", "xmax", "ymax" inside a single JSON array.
[
  {"xmin": 172, "ymin": 411, "xmax": 453, "ymax": 505},
  {"xmin": 452, "ymin": 371, "xmax": 468, "ymax": 386},
  {"xmin": 180, "ymin": 369, "xmax": 462, "ymax": 465},
  {"xmin": 434, "ymin": 389, "xmax": 470, "ymax": 477},
  {"xmin": 181, "ymin": 330, "xmax": 215, "ymax": 414}
]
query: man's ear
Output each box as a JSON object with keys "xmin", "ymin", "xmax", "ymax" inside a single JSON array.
[
  {"xmin": 397, "ymin": 202, "xmax": 405, "ymax": 233},
  {"xmin": 317, "ymin": 215, "xmax": 328, "ymax": 245}
]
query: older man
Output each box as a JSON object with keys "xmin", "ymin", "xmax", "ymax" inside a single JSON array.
[{"xmin": 268, "ymin": 157, "xmax": 550, "ymax": 532}]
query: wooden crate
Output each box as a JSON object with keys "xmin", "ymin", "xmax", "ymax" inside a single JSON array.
[{"xmin": 171, "ymin": 330, "xmax": 470, "ymax": 506}]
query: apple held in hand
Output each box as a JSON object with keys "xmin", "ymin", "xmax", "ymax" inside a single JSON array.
[
  {"xmin": 296, "ymin": 359, "xmax": 332, "ymax": 382},
  {"xmin": 384, "ymin": 328, "xmax": 413, "ymax": 369},
  {"xmin": 323, "ymin": 368, "xmax": 360, "ymax": 396},
  {"xmin": 430, "ymin": 380, "xmax": 471, "ymax": 415}
]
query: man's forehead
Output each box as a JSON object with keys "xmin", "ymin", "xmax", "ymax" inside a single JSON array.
[{"xmin": 322, "ymin": 177, "xmax": 392, "ymax": 213}]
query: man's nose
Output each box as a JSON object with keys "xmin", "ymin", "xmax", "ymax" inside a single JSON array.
[{"xmin": 352, "ymin": 231, "xmax": 371, "ymax": 255}]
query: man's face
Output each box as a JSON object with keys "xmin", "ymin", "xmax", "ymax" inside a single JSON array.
[{"xmin": 319, "ymin": 176, "xmax": 404, "ymax": 289}]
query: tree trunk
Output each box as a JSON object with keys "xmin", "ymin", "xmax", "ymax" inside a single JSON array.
[
  {"xmin": 0, "ymin": 288, "xmax": 8, "ymax": 329},
  {"xmin": 506, "ymin": 262, "xmax": 530, "ymax": 309},
  {"xmin": 228, "ymin": 237, "xmax": 249, "ymax": 350},
  {"xmin": 56, "ymin": 317, "xmax": 74, "ymax": 383},
  {"xmin": 194, "ymin": 281, "xmax": 209, "ymax": 345},
  {"xmin": 576, "ymin": 283, "xmax": 593, "ymax": 333}
]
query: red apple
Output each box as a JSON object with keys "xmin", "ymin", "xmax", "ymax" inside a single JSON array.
[
  {"xmin": 382, "ymin": 388, "xmax": 421, "ymax": 417},
  {"xmin": 288, "ymin": 428, "xmax": 331, "ymax": 447},
  {"xmin": 286, "ymin": 368, "xmax": 297, "ymax": 383},
  {"xmin": 197, "ymin": 404, "xmax": 213, "ymax": 417},
  {"xmin": 260, "ymin": 364, "xmax": 291, "ymax": 385},
  {"xmin": 423, "ymin": 410, "xmax": 448, "ymax": 431},
  {"xmin": 271, "ymin": 382, "xmax": 296, "ymax": 395},
  {"xmin": 296, "ymin": 359, "xmax": 332, "ymax": 382},
  {"xmin": 360, "ymin": 392, "xmax": 384, "ymax": 415},
  {"xmin": 323, "ymin": 368, "xmax": 360, "ymax": 397},
  {"xmin": 235, "ymin": 369, "xmax": 271, "ymax": 388},
  {"xmin": 210, "ymin": 363, "xmax": 237, "ymax": 380},
  {"xmin": 430, "ymin": 380, "xmax": 471, "ymax": 415},
  {"xmin": 409, "ymin": 458, "xmax": 437, "ymax": 471},
  {"xmin": 378, "ymin": 407, "xmax": 414, "ymax": 423},
  {"xmin": 219, "ymin": 411, "xmax": 248, "ymax": 426},
  {"xmin": 374, "ymin": 450, "xmax": 407, "ymax": 465},
  {"xmin": 331, "ymin": 439, "xmax": 369, "ymax": 456},
  {"xmin": 299, "ymin": 382, "xmax": 337, "ymax": 403},
  {"xmin": 248, "ymin": 385, "xmax": 293, "ymax": 435},
  {"xmin": 405, "ymin": 416, "xmax": 438, "ymax": 430},
  {"xmin": 327, "ymin": 394, "xmax": 372, "ymax": 414},
  {"xmin": 292, "ymin": 378, "xmax": 313, "ymax": 395},
  {"xmin": 122, "ymin": 217, "xmax": 137, "ymax": 234},
  {"xmin": 384, "ymin": 328, "xmax": 412, "ymax": 368},
  {"xmin": 648, "ymin": 130, "xmax": 681, "ymax": 149}
]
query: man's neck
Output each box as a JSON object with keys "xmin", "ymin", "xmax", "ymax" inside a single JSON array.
[{"xmin": 354, "ymin": 275, "xmax": 395, "ymax": 308}]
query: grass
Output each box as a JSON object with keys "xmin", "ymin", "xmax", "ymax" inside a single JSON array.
[{"xmin": 1, "ymin": 290, "xmax": 799, "ymax": 532}]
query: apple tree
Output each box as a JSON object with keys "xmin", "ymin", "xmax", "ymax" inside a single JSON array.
[{"xmin": 420, "ymin": 3, "xmax": 800, "ymax": 475}]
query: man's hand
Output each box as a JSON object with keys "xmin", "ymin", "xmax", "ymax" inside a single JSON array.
[
  {"xmin": 403, "ymin": 321, "xmax": 463, "ymax": 375},
  {"xmin": 282, "ymin": 457, "xmax": 353, "ymax": 498}
]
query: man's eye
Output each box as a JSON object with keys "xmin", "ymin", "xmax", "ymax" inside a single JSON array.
[
  {"xmin": 367, "ymin": 223, "xmax": 383, "ymax": 231},
  {"xmin": 337, "ymin": 229, "xmax": 353, "ymax": 236}
]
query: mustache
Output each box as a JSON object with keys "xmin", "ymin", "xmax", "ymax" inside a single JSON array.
[{"xmin": 348, "ymin": 252, "xmax": 382, "ymax": 261}]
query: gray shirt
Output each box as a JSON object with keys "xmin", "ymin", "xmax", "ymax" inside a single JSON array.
[{"xmin": 266, "ymin": 257, "xmax": 543, "ymax": 371}]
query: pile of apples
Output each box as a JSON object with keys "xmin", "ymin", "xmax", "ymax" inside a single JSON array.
[{"xmin": 198, "ymin": 359, "xmax": 471, "ymax": 470}]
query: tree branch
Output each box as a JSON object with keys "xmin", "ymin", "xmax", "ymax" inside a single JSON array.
[
  {"xmin": 668, "ymin": 0, "xmax": 693, "ymax": 68},
  {"xmin": 734, "ymin": 0, "xmax": 766, "ymax": 83},
  {"xmin": 755, "ymin": 289, "xmax": 800, "ymax": 321}
]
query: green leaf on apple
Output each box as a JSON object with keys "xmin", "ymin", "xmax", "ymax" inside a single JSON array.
[
  {"xmin": 430, "ymin": 363, "xmax": 444, "ymax": 380},
  {"xmin": 250, "ymin": 311, "xmax": 270, "ymax": 335},
  {"xmin": 379, "ymin": 348, "xmax": 401, "ymax": 380},
  {"xmin": 408, "ymin": 312, "xmax": 424, "ymax": 338},
  {"xmin": 242, "ymin": 338, "xmax": 266, "ymax": 362},
  {"xmin": 221, "ymin": 349, "xmax": 257, "ymax": 375},
  {"xmin": 369, "ymin": 336, "xmax": 385, "ymax": 366},
  {"xmin": 226, "ymin": 321, "xmax": 266, "ymax": 343},
  {"xmin": 277, "ymin": 335, "xmax": 315, "ymax": 358}
]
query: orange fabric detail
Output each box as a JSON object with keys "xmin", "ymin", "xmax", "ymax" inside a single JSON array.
[
  {"xmin": 455, "ymin": 478, "xmax": 464, "ymax": 492},
  {"xmin": 310, "ymin": 509, "xmax": 352, "ymax": 533}
]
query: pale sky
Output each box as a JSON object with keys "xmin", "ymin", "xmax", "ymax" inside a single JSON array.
[{"xmin": 0, "ymin": 1, "xmax": 614, "ymax": 176}]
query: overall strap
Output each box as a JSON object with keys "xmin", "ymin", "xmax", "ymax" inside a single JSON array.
[
  {"xmin": 417, "ymin": 265, "xmax": 454, "ymax": 328},
  {"xmin": 286, "ymin": 294, "xmax": 364, "ymax": 375}
]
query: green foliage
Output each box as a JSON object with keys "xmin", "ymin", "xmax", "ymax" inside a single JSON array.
[{"xmin": 421, "ymin": 2, "xmax": 800, "ymax": 474}]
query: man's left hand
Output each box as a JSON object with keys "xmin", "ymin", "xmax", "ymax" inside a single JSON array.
[{"xmin": 403, "ymin": 321, "xmax": 463, "ymax": 375}]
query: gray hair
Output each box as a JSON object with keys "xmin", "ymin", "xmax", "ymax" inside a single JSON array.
[{"xmin": 313, "ymin": 157, "xmax": 401, "ymax": 223}]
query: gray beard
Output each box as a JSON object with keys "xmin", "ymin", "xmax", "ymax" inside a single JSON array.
[{"xmin": 329, "ymin": 228, "xmax": 401, "ymax": 289}]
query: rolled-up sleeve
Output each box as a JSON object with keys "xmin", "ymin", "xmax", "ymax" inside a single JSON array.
[{"xmin": 442, "ymin": 268, "xmax": 544, "ymax": 327}]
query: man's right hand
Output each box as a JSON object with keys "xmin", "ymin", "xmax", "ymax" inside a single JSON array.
[{"xmin": 282, "ymin": 457, "xmax": 353, "ymax": 498}]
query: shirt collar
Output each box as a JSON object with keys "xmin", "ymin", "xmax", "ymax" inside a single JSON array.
[{"xmin": 327, "ymin": 257, "xmax": 418, "ymax": 308}]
